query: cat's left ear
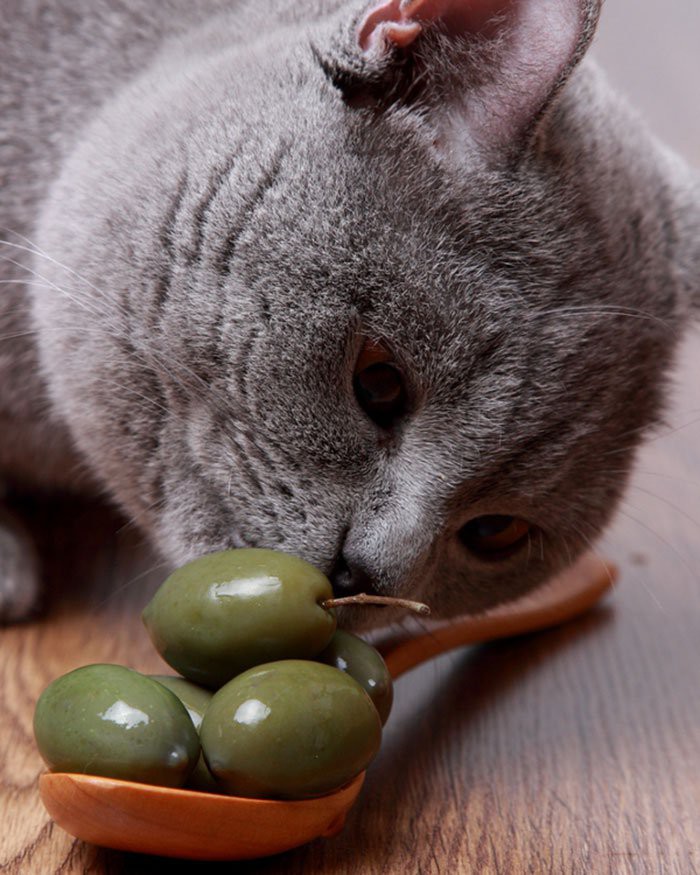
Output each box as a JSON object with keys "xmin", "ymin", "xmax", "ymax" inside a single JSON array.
[{"xmin": 339, "ymin": 0, "xmax": 601, "ymax": 162}]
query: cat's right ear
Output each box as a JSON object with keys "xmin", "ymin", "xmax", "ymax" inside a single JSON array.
[{"xmin": 325, "ymin": 0, "xmax": 601, "ymax": 164}]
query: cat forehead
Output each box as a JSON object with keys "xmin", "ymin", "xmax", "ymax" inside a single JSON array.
[
  {"xmin": 232, "ymin": 140, "xmax": 578, "ymax": 344},
  {"xmin": 218, "ymin": 132, "xmax": 589, "ymax": 362},
  {"xmin": 228, "ymin": 113, "xmax": 567, "ymax": 285}
]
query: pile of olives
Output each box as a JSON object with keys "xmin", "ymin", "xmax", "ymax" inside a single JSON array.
[{"xmin": 33, "ymin": 549, "xmax": 398, "ymax": 800}]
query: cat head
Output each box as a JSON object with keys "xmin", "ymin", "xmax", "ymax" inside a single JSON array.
[{"xmin": 33, "ymin": 0, "xmax": 690, "ymax": 624}]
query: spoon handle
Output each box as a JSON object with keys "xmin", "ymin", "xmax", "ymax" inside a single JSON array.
[{"xmin": 378, "ymin": 552, "xmax": 617, "ymax": 680}]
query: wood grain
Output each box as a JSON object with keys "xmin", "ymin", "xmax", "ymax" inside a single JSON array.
[{"xmin": 2, "ymin": 0, "xmax": 700, "ymax": 872}]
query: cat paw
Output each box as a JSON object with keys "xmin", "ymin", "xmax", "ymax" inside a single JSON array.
[{"xmin": 0, "ymin": 511, "xmax": 41, "ymax": 624}]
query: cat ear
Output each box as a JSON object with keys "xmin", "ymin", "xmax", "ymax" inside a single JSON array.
[
  {"xmin": 353, "ymin": 0, "xmax": 601, "ymax": 159},
  {"xmin": 358, "ymin": 0, "xmax": 506, "ymax": 54}
]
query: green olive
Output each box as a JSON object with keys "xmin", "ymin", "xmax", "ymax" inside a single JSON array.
[
  {"xmin": 149, "ymin": 675, "xmax": 212, "ymax": 731},
  {"xmin": 142, "ymin": 549, "xmax": 336, "ymax": 689},
  {"xmin": 316, "ymin": 630, "xmax": 394, "ymax": 725},
  {"xmin": 200, "ymin": 660, "xmax": 382, "ymax": 799},
  {"xmin": 33, "ymin": 664, "xmax": 200, "ymax": 787},
  {"xmin": 149, "ymin": 675, "xmax": 219, "ymax": 792}
]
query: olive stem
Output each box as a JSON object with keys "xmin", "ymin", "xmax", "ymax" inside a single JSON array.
[{"xmin": 322, "ymin": 594, "xmax": 431, "ymax": 616}]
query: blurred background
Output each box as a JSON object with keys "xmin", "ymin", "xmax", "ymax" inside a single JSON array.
[{"xmin": 594, "ymin": 0, "xmax": 699, "ymax": 165}]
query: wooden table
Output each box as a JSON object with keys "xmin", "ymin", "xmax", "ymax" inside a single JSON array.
[{"xmin": 2, "ymin": 1, "xmax": 699, "ymax": 872}]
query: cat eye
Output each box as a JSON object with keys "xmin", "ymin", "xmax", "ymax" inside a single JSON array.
[
  {"xmin": 353, "ymin": 339, "xmax": 407, "ymax": 430},
  {"xmin": 459, "ymin": 515, "xmax": 531, "ymax": 559}
]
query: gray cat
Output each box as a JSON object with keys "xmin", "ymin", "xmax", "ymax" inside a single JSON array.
[{"xmin": 1, "ymin": 0, "xmax": 698, "ymax": 625}]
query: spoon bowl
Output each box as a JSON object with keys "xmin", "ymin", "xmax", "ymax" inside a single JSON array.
[
  {"xmin": 38, "ymin": 551, "xmax": 615, "ymax": 860},
  {"xmin": 39, "ymin": 771, "xmax": 364, "ymax": 861}
]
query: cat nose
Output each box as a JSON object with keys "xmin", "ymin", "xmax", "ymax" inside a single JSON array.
[{"xmin": 330, "ymin": 553, "xmax": 379, "ymax": 597}]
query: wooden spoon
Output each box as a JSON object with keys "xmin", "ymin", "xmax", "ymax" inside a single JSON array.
[{"xmin": 39, "ymin": 551, "xmax": 616, "ymax": 861}]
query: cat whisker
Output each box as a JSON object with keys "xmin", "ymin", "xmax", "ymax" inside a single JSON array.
[
  {"xmin": 0, "ymin": 320, "xmax": 141, "ymax": 345},
  {"xmin": 0, "ymin": 231, "xmax": 237, "ymax": 417},
  {"xmin": 626, "ymin": 483, "xmax": 700, "ymax": 538},
  {"xmin": 601, "ymin": 410, "xmax": 700, "ymax": 457},
  {"xmin": 633, "ymin": 468, "xmax": 700, "ymax": 491},
  {"xmin": 566, "ymin": 521, "xmax": 618, "ymax": 597},
  {"xmin": 0, "ymin": 330, "xmax": 38, "ymax": 342},
  {"xmin": 525, "ymin": 528, "xmax": 534, "ymax": 568},
  {"xmin": 616, "ymin": 499, "xmax": 695, "ymax": 609},
  {"xmin": 113, "ymin": 494, "xmax": 169, "ymax": 537},
  {"xmin": 87, "ymin": 375, "xmax": 170, "ymax": 416},
  {"xmin": 559, "ymin": 531, "xmax": 574, "ymax": 570},
  {"xmin": 0, "ymin": 279, "xmax": 60, "ymax": 288},
  {"xmin": 0, "ymin": 231, "xmax": 111, "ymax": 302},
  {"xmin": 4, "ymin": 299, "xmax": 234, "ymax": 431},
  {"xmin": 93, "ymin": 556, "xmax": 173, "ymax": 610},
  {"xmin": 645, "ymin": 413, "xmax": 700, "ymax": 443},
  {"xmin": 0, "ymin": 254, "xmax": 112, "ymax": 327},
  {"xmin": 525, "ymin": 304, "xmax": 672, "ymax": 329},
  {"xmin": 597, "ymin": 421, "xmax": 672, "ymax": 455}
]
